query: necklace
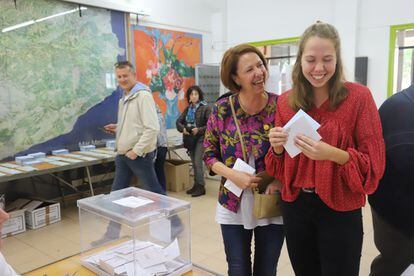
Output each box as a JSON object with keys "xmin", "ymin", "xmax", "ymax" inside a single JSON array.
[{"xmin": 238, "ymin": 92, "xmax": 268, "ymax": 115}]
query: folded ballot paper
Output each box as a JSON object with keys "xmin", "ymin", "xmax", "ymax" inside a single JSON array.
[
  {"xmin": 224, "ymin": 158, "xmax": 255, "ymax": 197},
  {"xmin": 283, "ymin": 109, "xmax": 321, "ymax": 158}
]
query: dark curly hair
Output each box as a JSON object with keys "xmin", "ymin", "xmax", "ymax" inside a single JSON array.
[{"xmin": 185, "ymin": 85, "xmax": 204, "ymax": 103}]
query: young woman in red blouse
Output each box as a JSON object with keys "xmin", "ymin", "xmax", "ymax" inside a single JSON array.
[{"xmin": 265, "ymin": 22, "xmax": 385, "ymax": 275}]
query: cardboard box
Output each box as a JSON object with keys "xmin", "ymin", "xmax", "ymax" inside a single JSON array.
[
  {"xmin": 2, "ymin": 209, "xmax": 26, "ymax": 238},
  {"xmin": 164, "ymin": 159, "xmax": 191, "ymax": 192},
  {"xmin": 25, "ymin": 201, "xmax": 61, "ymax": 229}
]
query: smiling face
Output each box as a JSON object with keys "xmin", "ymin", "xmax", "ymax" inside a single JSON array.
[
  {"xmin": 301, "ymin": 36, "xmax": 337, "ymax": 93},
  {"xmin": 115, "ymin": 67, "xmax": 136, "ymax": 93},
  {"xmin": 233, "ymin": 52, "xmax": 267, "ymax": 94}
]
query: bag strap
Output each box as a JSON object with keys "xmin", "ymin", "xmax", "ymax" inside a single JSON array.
[
  {"xmin": 230, "ymin": 95, "xmax": 262, "ymax": 193},
  {"xmin": 229, "ymin": 95, "xmax": 247, "ymax": 162}
]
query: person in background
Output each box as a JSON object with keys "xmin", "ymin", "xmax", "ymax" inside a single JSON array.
[
  {"xmin": 176, "ymin": 86, "xmax": 211, "ymax": 197},
  {"xmin": 265, "ymin": 22, "xmax": 385, "ymax": 276},
  {"xmin": 94, "ymin": 61, "xmax": 164, "ymax": 245},
  {"xmin": 204, "ymin": 44, "xmax": 284, "ymax": 275},
  {"xmin": 104, "ymin": 61, "xmax": 164, "ymax": 195},
  {"xmin": 154, "ymin": 105, "xmax": 168, "ymax": 192},
  {"xmin": 368, "ymin": 83, "xmax": 414, "ymax": 276},
  {"xmin": 0, "ymin": 209, "xmax": 18, "ymax": 276}
]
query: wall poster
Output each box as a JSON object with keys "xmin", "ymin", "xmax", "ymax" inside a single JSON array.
[
  {"xmin": 0, "ymin": 0, "xmax": 127, "ymax": 160},
  {"xmin": 131, "ymin": 25, "xmax": 202, "ymax": 128}
]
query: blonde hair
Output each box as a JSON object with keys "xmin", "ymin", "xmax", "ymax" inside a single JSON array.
[
  {"xmin": 220, "ymin": 44, "xmax": 267, "ymax": 92},
  {"xmin": 290, "ymin": 22, "xmax": 348, "ymax": 111}
]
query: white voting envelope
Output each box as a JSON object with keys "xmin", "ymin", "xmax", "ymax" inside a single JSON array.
[
  {"xmin": 224, "ymin": 158, "xmax": 255, "ymax": 197},
  {"xmin": 283, "ymin": 109, "xmax": 321, "ymax": 158}
]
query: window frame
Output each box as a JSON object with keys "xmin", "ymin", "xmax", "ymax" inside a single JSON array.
[{"xmin": 387, "ymin": 23, "xmax": 414, "ymax": 97}]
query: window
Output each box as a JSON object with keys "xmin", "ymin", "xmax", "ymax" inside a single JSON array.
[
  {"xmin": 388, "ymin": 24, "xmax": 414, "ymax": 96},
  {"xmin": 251, "ymin": 37, "xmax": 299, "ymax": 94}
]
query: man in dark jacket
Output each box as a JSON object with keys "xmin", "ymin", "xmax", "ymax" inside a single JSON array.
[{"xmin": 369, "ymin": 84, "xmax": 414, "ymax": 276}]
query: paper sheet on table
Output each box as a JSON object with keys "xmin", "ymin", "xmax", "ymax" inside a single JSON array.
[
  {"xmin": 1, "ymin": 163, "xmax": 38, "ymax": 172},
  {"xmin": 66, "ymin": 153, "xmax": 97, "ymax": 161},
  {"xmin": 0, "ymin": 166, "xmax": 21, "ymax": 175},
  {"xmin": 112, "ymin": 196, "xmax": 153, "ymax": 208},
  {"xmin": 283, "ymin": 109, "xmax": 321, "ymax": 158},
  {"xmin": 224, "ymin": 158, "xmax": 255, "ymax": 197}
]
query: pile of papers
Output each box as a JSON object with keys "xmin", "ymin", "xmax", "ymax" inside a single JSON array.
[
  {"xmin": 80, "ymin": 144, "xmax": 96, "ymax": 152},
  {"xmin": 82, "ymin": 239, "xmax": 185, "ymax": 276},
  {"xmin": 0, "ymin": 163, "xmax": 38, "ymax": 174},
  {"xmin": 15, "ymin": 152, "xmax": 46, "ymax": 166}
]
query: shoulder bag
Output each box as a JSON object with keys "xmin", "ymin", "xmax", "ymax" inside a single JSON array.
[{"xmin": 229, "ymin": 95, "xmax": 282, "ymax": 219}]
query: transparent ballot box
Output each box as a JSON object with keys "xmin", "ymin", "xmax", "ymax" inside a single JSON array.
[{"xmin": 77, "ymin": 187, "xmax": 191, "ymax": 275}]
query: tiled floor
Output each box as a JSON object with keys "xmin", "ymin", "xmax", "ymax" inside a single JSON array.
[{"xmin": 2, "ymin": 178, "xmax": 379, "ymax": 275}]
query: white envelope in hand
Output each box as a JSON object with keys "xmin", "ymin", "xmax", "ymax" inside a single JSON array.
[
  {"xmin": 224, "ymin": 158, "xmax": 255, "ymax": 197},
  {"xmin": 283, "ymin": 109, "xmax": 321, "ymax": 158}
]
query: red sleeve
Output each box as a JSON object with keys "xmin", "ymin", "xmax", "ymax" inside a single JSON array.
[
  {"xmin": 339, "ymin": 88, "xmax": 385, "ymax": 194},
  {"xmin": 265, "ymin": 100, "xmax": 286, "ymax": 183}
]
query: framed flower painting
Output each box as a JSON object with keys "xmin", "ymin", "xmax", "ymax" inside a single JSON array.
[{"xmin": 131, "ymin": 25, "xmax": 202, "ymax": 128}]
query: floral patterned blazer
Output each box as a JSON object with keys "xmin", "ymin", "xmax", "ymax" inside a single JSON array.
[{"xmin": 203, "ymin": 92, "xmax": 278, "ymax": 212}]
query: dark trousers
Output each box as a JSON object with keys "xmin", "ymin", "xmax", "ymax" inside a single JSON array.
[
  {"xmin": 154, "ymin": 146, "xmax": 167, "ymax": 192},
  {"xmin": 188, "ymin": 139, "xmax": 205, "ymax": 186},
  {"xmin": 112, "ymin": 151, "xmax": 165, "ymax": 194},
  {"xmin": 370, "ymin": 209, "xmax": 414, "ymax": 276},
  {"xmin": 221, "ymin": 224, "xmax": 284, "ymax": 276},
  {"xmin": 282, "ymin": 192, "xmax": 363, "ymax": 276}
]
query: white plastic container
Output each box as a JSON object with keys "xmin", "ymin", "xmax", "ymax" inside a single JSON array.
[{"xmin": 77, "ymin": 187, "xmax": 192, "ymax": 275}]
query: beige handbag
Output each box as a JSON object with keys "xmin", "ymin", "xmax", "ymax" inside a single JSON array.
[{"xmin": 229, "ymin": 95, "xmax": 282, "ymax": 219}]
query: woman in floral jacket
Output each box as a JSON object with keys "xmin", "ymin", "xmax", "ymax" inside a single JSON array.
[{"xmin": 203, "ymin": 44, "xmax": 284, "ymax": 276}]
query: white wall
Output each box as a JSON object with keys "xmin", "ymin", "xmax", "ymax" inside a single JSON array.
[
  {"xmin": 72, "ymin": 0, "xmax": 414, "ymax": 106},
  {"xmin": 225, "ymin": 0, "xmax": 414, "ymax": 106},
  {"xmin": 226, "ymin": 0, "xmax": 358, "ymax": 88},
  {"xmin": 74, "ymin": 0, "xmax": 224, "ymax": 64},
  {"xmin": 357, "ymin": 0, "xmax": 414, "ymax": 105},
  {"xmin": 118, "ymin": 0, "xmax": 225, "ymax": 64}
]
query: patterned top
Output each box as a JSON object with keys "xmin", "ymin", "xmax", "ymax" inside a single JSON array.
[
  {"xmin": 265, "ymin": 82, "xmax": 385, "ymax": 211},
  {"xmin": 204, "ymin": 92, "xmax": 278, "ymax": 212}
]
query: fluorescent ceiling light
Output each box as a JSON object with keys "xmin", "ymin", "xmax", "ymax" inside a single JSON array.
[
  {"xmin": 60, "ymin": 0, "xmax": 151, "ymax": 16},
  {"xmin": 35, "ymin": 7, "xmax": 87, "ymax": 23},
  {"xmin": 1, "ymin": 6, "xmax": 87, "ymax": 33},
  {"xmin": 2, "ymin": 20, "xmax": 35, "ymax": 33}
]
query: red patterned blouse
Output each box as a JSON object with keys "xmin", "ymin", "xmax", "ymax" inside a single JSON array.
[{"xmin": 265, "ymin": 82, "xmax": 385, "ymax": 211}]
